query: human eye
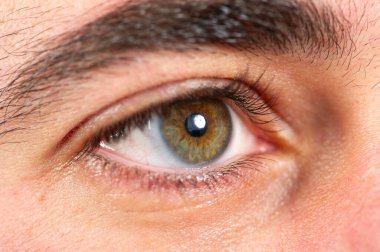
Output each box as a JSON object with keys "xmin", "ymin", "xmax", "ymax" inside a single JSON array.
[
  {"xmin": 58, "ymin": 73, "xmax": 295, "ymax": 212},
  {"xmin": 86, "ymin": 79, "xmax": 276, "ymax": 186}
]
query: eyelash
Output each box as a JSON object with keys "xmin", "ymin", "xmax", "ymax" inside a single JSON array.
[
  {"xmin": 82, "ymin": 154, "xmax": 268, "ymax": 192},
  {"xmin": 75, "ymin": 78, "xmax": 277, "ymax": 193}
]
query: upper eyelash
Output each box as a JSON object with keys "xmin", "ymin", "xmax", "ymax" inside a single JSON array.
[
  {"xmin": 70, "ymin": 77, "xmax": 279, "ymax": 193},
  {"xmin": 89, "ymin": 78, "xmax": 277, "ymax": 149}
]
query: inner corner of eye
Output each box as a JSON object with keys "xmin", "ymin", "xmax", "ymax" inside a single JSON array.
[{"xmin": 96, "ymin": 97, "xmax": 274, "ymax": 170}]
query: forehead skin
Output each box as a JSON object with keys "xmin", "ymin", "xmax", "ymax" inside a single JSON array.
[{"xmin": 0, "ymin": 0, "xmax": 379, "ymax": 251}]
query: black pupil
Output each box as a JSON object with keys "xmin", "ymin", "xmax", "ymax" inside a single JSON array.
[{"xmin": 184, "ymin": 113, "xmax": 208, "ymax": 137}]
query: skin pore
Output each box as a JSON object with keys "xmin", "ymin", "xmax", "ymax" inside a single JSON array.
[{"xmin": 0, "ymin": 0, "xmax": 379, "ymax": 251}]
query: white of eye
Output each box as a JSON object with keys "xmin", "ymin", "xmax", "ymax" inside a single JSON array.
[{"xmin": 99, "ymin": 105, "xmax": 261, "ymax": 170}]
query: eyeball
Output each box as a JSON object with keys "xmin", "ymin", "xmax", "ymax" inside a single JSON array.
[{"xmin": 98, "ymin": 98, "xmax": 270, "ymax": 170}]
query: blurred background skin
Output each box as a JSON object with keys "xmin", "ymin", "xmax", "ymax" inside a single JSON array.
[{"xmin": 0, "ymin": 0, "xmax": 379, "ymax": 251}]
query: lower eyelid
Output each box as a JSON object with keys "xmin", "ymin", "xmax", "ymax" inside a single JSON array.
[
  {"xmin": 85, "ymin": 110, "xmax": 281, "ymax": 193},
  {"xmin": 81, "ymin": 151, "xmax": 264, "ymax": 193},
  {"xmin": 75, "ymin": 151, "xmax": 298, "ymax": 213}
]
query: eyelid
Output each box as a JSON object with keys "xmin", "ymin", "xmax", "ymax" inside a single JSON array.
[
  {"xmin": 48, "ymin": 76, "xmax": 300, "ymax": 213},
  {"xmin": 56, "ymin": 78, "xmax": 271, "ymax": 157},
  {"xmin": 55, "ymin": 79, "xmax": 223, "ymax": 156}
]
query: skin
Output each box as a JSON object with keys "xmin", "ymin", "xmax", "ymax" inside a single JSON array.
[{"xmin": 0, "ymin": 0, "xmax": 379, "ymax": 251}]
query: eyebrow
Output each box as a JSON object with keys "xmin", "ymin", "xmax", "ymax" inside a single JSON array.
[{"xmin": 0, "ymin": 0, "xmax": 351, "ymax": 139}]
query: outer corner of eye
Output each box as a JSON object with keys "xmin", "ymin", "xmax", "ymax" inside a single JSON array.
[{"xmin": 222, "ymin": 101, "xmax": 276, "ymax": 161}]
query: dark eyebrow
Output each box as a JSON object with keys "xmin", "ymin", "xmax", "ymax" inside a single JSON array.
[{"xmin": 0, "ymin": 0, "xmax": 351, "ymax": 139}]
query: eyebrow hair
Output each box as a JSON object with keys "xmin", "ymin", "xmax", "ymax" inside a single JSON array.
[{"xmin": 0, "ymin": 0, "xmax": 351, "ymax": 140}]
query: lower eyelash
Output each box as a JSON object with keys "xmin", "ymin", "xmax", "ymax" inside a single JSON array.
[
  {"xmin": 71, "ymin": 78, "xmax": 278, "ymax": 193},
  {"xmin": 82, "ymin": 152, "xmax": 267, "ymax": 193}
]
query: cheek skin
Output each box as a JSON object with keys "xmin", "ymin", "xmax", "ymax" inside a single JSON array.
[
  {"xmin": 0, "ymin": 175, "xmax": 122, "ymax": 251},
  {"xmin": 346, "ymin": 184, "xmax": 380, "ymax": 251},
  {"xmin": 345, "ymin": 157, "xmax": 380, "ymax": 251},
  {"xmin": 282, "ymin": 152, "xmax": 380, "ymax": 251},
  {"xmin": 0, "ymin": 183, "xmax": 52, "ymax": 250}
]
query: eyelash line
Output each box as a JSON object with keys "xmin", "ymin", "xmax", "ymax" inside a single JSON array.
[
  {"xmin": 91, "ymin": 78, "xmax": 277, "ymax": 150},
  {"xmin": 73, "ymin": 76, "xmax": 278, "ymax": 192},
  {"xmin": 83, "ymin": 152, "xmax": 269, "ymax": 193}
]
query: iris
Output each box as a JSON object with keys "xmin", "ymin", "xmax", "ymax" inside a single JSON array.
[{"xmin": 161, "ymin": 99, "xmax": 232, "ymax": 164}]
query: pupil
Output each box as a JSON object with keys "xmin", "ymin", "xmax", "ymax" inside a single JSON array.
[{"xmin": 184, "ymin": 113, "xmax": 208, "ymax": 137}]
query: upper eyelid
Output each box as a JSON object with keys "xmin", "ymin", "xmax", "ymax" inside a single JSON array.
[
  {"xmin": 56, "ymin": 79, "xmax": 242, "ymax": 145},
  {"xmin": 97, "ymin": 89, "xmax": 269, "ymax": 144},
  {"xmin": 55, "ymin": 78, "xmax": 277, "ymax": 158},
  {"xmin": 34, "ymin": 50, "xmax": 272, "ymax": 158}
]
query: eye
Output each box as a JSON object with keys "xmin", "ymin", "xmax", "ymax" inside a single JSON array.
[
  {"xmin": 98, "ymin": 97, "xmax": 267, "ymax": 169},
  {"xmin": 69, "ymin": 77, "xmax": 284, "ymax": 196},
  {"xmin": 69, "ymin": 78, "xmax": 285, "ymax": 197}
]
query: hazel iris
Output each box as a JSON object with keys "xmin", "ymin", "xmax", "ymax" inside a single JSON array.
[{"xmin": 161, "ymin": 99, "xmax": 232, "ymax": 164}]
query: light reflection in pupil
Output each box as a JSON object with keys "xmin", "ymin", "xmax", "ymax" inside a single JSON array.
[{"xmin": 185, "ymin": 113, "xmax": 208, "ymax": 137}]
